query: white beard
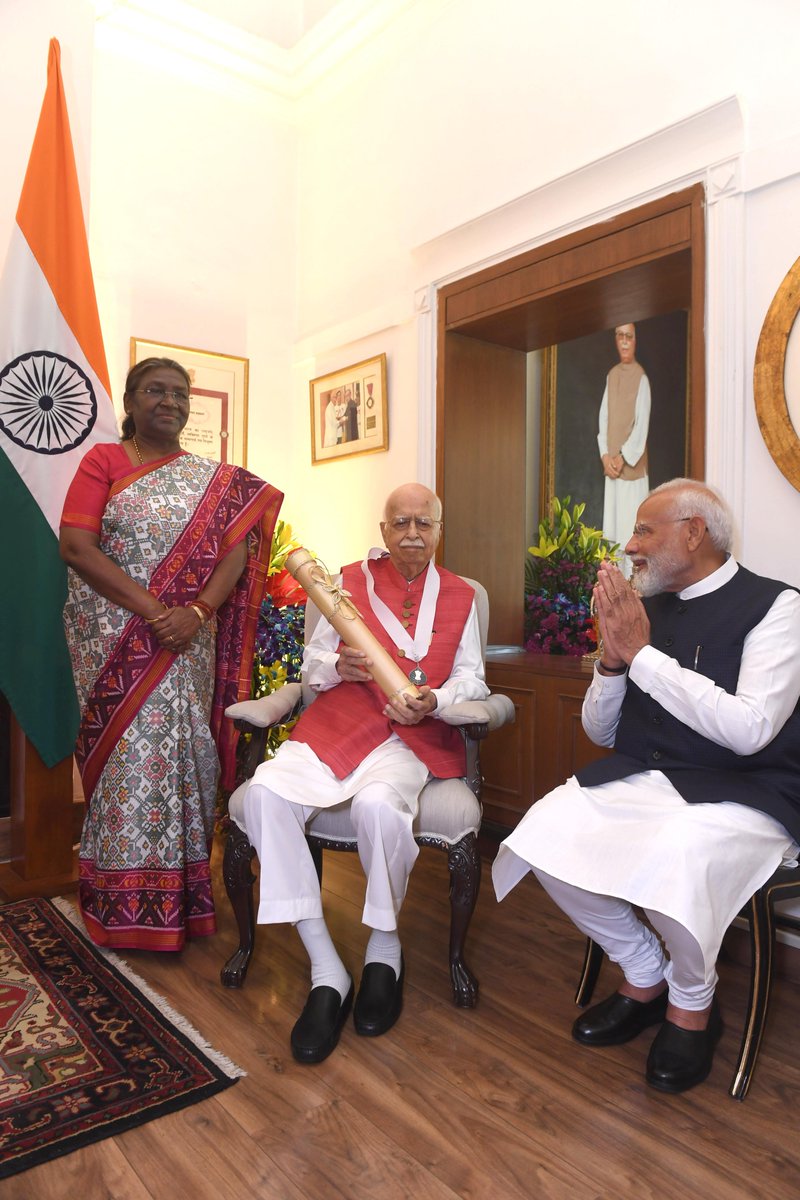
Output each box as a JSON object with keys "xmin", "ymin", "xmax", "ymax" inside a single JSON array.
[{"xmin": 631, "ymin": 549, "xmax": 684, "ymax": 597}]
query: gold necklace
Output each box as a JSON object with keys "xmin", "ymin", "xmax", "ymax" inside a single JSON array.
[{"xmin": 132, "ymin": 436, "xmax": 143, "ymax": 465}]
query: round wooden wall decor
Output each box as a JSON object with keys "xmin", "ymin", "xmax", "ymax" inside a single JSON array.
[{"xmin": 754, "ymin": 254, "xmax": 800, "ymax": 491}]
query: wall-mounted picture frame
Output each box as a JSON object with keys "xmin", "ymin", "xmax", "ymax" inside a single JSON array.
[
  {"xmin": 540, "ymin": 311, "xmax": 690, "ymax": 541},
  {"xmin": 309, "ymin": 353, "xmax": 388, "ymax": 464},
  {"xmin": 130, "ymin": 338, "xmax": 249, "ymax": 466}
]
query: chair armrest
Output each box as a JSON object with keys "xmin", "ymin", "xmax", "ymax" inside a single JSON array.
[
  {"xmin": 437, "ymin": 693, "xmax": 515, "ymax": 732},
  {"xmin": 225, "ymin": 683, "xmax": 303, "ymax": 729}
]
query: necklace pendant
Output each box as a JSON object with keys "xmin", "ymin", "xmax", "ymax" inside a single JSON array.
[{"xmin": 409, "ymin": 666, "xmax": 427, "ymax": 686}]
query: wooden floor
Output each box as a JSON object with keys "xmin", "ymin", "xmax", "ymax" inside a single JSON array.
[{"xmin": 10, "ymin": 841, "xmax": 800, "ymax": 1200}]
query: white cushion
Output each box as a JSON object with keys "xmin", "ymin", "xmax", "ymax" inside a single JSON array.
[
  {"xmin": 225, "ymin": 684, "xmax": 303, "ymax": 727},
  {"xmin": 437, "ymin": 693, "xmax": 515, "ymax": 731},
  {"xmin": 228, "ymin": 775, "xmax": 480, "ymax": 847}
]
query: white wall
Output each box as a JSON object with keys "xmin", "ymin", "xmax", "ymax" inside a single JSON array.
[
  {"xmin": 742, "ymin": 170, "xmax": 800, "ymax": 584},
  {"xmin": 0, "ymin": 0, "xmax": 96, "ymax": 244},
  {"xmin": 88, "ymin": 19, "xmax": 299, "ymax": 516},
  {"xmin": 2, "ymin": 0, "xmax": 800, "ymax": 582},
  {"xmin": 290, "ymin": 0, "xmax": 800, "ymax": 576}
]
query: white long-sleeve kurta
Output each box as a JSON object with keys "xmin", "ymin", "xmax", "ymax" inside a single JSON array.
[
  {"xmin": 597, "ymin": 372, "xmax": 651, "ymax": 572},
  {"xmin": 493, "ymin": 558, "xmax": 800, "ymax": 973}
]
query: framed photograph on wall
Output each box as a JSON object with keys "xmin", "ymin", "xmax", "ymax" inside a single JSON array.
[
  {"xmin": 540, "ymin": 311, "xmax": 690, "ymax": 538},
  {"xmin": 309, "ymin": 353, "xmax": 388, "ymax": 464},
  {"xmin": 130, "ymin": 338, "xmax": 249, "ymax": 466}
]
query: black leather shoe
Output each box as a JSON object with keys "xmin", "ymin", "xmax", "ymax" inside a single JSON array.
[
  {"xmin": 353, "ymin": 957, "xmax": 404, "ymax": 1037},
  {"xmin": 572, "ymin": 990, "xmax": 668, "ymax": 1046},
  {"xmin": 645, "ymin": 1001, "xmax": 723, "ymax": 1093},
  {"xmin": 290, "ymin": 979, "xmax": 353, "ymax": 1064}
]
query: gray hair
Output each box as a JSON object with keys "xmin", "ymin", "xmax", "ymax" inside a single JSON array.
[{"xmin": 649, "ymin": 478, "xmax": 733, "ymax": 553}]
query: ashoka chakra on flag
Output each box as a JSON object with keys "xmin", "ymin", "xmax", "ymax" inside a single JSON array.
[{"xmin": 0, "ymin": 350, "xmax": 97, "ymax": 455}]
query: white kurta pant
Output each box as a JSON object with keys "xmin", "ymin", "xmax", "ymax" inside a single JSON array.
[
  {"xmin": 493, "ymin": 771, "xmax": 799, "ymax": 1007},
  {"xmin": 243, "ymin": 735, "xmax": 428, "ymax": 930},
  {"xmin": 602, "ymin": 475, "xmax": 650, "ymax": 576}
]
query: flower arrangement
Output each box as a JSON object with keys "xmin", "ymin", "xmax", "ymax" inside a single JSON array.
[
  {"xmin": 252, "ymin": 520, "xmax": 308, "ymax": 758},
  {"xmin": 524, "ymin": 496, "xmax": 618, "ymax": 656}
]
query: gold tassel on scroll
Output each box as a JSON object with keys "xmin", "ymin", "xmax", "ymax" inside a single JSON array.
[{"xmin": 285, "ymin": 548, "xmax": 422, "ymax": 706}]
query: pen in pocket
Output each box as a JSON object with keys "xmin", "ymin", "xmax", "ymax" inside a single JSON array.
[{"xmin": 693, "ymin": 644, "xmax": 702, "ymax": 670}]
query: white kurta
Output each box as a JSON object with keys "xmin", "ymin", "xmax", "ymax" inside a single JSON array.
[
  {"xmin": 597, "ymin": 373, "xmax": 651, "ymax": 575},
  {"xmin": 322, "ymin": 401, "xmax": 338, "ymax": 447},
  {"xmin": 493, "ymin": 559, "xmax": 800, "ymax": 975}
]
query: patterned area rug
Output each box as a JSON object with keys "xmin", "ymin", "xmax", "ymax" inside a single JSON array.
[{"xmin": 0, "ymin": 895, "xmax": 243, "ymax": 1180}]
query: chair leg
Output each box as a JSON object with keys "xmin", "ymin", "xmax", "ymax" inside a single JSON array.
[
  {"xmin": 729, "ymin": 890, "xmax": 775, "ymax": 1101},
  {"xmin": 308, "ymin": 837, "xmax": 324, "ymax": 885},
  {"xmin": 220, "ymin": 822, "xmax": 257, "ymax": 989},
  {"xmin": 447, "ymin": 833, "xmax": 481, "ymax": 1008},
  {"xmin": 575, "ymin": 938, "xmax": 604, "ymax": 1007}
]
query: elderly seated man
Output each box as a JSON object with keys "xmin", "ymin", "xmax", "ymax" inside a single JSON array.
[
  {"xmin": 243, "ymin": 483, "xmax": 489, "ymax": 1063},
  {"xmin": 494, "ymin": 478, "xmax": 800, "ymax": 1093}
]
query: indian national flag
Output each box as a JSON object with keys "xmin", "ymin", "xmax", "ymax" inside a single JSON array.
[{"xmin": 0, "ymin": 39, "xmax": 118, "ymax": 767}]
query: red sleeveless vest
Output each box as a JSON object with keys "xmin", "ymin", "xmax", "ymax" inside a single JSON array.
[{"xmin": 290, "ymin": 556, "xmax": 475, "ymax": 780}]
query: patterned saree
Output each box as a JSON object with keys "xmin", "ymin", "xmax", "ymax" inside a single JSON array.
[{"xmin": 63, "ymin": 448, "xmax": 282, "ymax": 950}]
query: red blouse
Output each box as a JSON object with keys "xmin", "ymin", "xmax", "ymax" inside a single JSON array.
[{"xmin": 60, "ymin": 443, "xmax": 186, "ymax": 534}]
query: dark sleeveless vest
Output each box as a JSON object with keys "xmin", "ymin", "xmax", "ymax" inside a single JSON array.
[
  {"xmin": 290, "ymin": 557, "xmax": 475, "ymax": 780},
  {"xmin": 576, "ymin": 566, "xmax": 800, "ymax": 841}
]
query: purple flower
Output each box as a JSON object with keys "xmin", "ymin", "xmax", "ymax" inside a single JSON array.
[{"xmin": 524, "ymin": 587, "xmax": 597, "ymax": 656}]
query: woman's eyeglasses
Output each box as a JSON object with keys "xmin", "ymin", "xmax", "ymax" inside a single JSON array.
[{"xmin": 135, "ymin": 386, "xmax": 190, "ymax": 404}]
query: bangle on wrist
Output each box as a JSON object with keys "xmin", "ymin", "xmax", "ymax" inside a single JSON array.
[
  {"xmin": 189, "ymin": 603, "xmax": 207, "ymax": 624},
  {"xmin": 193, "ymin": 598, "xmax": 216, "ymax": 621},
  {"xmin": 599, "ymin": 660, "xmax": 627, "ymax": 675}
]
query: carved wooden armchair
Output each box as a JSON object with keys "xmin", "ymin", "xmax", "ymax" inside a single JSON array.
[{"xmin": 220, "ymin": 577, "xmax": 514, "ymax": 1008}]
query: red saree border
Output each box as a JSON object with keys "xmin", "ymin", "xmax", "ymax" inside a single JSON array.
[
  {"xmin": 78, "ymin": 647, "xmax": 175, "ymax": 803},
  {"xmin": 75, "ymin": 458, "xmax": 283, "ymax": 803},
  {"xmin": 78, "ymin": 916, "xmax": 216, "ymax": 952},
  {"xmin": 107, "ymin": 450, "xmax": 187, "ymax": 500},
  {"xmin": 212, "ymin": 486, "xmax": 283, "ymax": 789}
]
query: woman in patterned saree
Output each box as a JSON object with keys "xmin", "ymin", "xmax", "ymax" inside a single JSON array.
[{"xmin": 60, "ymin": 357, "xmax": 283, "ymax": 950}]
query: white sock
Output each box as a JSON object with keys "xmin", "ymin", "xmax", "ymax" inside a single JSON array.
[
  {"xmin": 295, "ymin": 918, "xmax": 350, "ymax": 999},
  {"xmin": 364, "ymin": 928, "xmax": 402, "ymax": 978}
]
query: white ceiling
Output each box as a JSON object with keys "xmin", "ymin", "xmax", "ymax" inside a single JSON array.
[
  {"xmin": 167, "ymin": 0, "xmax": 345, "ymax": 48},
  {"xmin": 94, "ymin": 1, "xmax": 415, "ymax": 99}
]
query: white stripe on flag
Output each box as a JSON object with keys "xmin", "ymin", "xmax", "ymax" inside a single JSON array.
[{"xmin": 0, "ymin": 227, "xmax": 118, "ymax": 535}]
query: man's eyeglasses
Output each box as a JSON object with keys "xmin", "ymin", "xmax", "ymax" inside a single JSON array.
[
  {"xmin": 631, "ymin": 517, "xmax": 691, "ymax": 538},
  {"xmin": 135, "ymin": 386, "xmax": 191, "ymax": 404},
  {"xmin": 386, "ymin": 516, "xmax": 442, "ymax": 532}
]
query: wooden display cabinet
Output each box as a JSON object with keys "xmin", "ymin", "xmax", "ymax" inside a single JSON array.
[{"xmin": 480, "ymin": 652, "xmax": 611, "ymax": 835}]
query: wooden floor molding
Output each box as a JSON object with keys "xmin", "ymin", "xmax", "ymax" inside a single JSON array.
[{"xmin": 9, "ymin": 840, "xmax": 800, "ymax": 1199}]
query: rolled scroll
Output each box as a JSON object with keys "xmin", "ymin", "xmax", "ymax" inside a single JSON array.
[{"xmin": 285, "ymin": 547, "xmax": 422, "ymax": 706}]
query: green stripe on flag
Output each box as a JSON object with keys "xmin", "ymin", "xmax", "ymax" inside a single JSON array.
[{"xmin": 0, "ymin": 449, "xmax": 79, "ymax": 767}]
